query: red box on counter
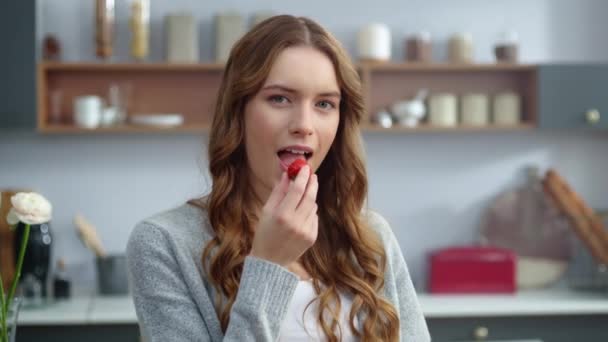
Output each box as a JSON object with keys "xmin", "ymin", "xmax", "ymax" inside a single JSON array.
[{"xmin": 428, "ymin": 246, "xmax": 516, "ymax": 294}]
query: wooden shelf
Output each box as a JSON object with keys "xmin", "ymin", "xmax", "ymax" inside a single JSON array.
[
  {"xmin": 37, "ymin": 123, "xmax": 535, "ymax": 135},
  {"xmin": 358, "ymin": 61, "xmax": 537, "ymax": 72},
  {"xmin": 38, "ymin": 123, "xmax": 210, "ymax": 134},
  {"xmin": 41, "ymin": 62, "xmax": 225, "ymax": 72},
  {"xmin": 37, "ymin": 61, "xmax": 540, "ymax": 135},
  {"xmin": 362, "ymin": 123, "xmax": 536, "ymax": 133},
  {"xmin": 41, "ymin": 61, "xmax": 535, "ymax": 72}
]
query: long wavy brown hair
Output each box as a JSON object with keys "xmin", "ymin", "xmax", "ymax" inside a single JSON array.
[{"xmin": 188, "ymin": 15, "xmax": 399, "ymax": 341}]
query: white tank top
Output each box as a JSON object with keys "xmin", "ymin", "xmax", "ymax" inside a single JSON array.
[{"xmin": 278, "ymin": 280, "xmax": 360, "ymax": 341}]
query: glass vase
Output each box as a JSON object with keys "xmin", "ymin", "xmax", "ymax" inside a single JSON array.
[{"xmin": 0, "ymin": 298, "xmax": 22, "ymax": 342}]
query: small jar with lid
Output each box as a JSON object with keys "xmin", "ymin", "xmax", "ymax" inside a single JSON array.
[
  {"xmin": 494, "ymin": 30, "xmax": 519, "ymax": 63},
  {"xmin": 448, "ymin": 32, "xmax": 474, "ymax": 63},
  {"xmin": 405, "ymin": 31, "xmax": 432, "ymax": 63}
]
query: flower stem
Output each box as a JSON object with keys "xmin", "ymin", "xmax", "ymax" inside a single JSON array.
[
  {"xmin": 0, "ymin": 273, "xmax": 5, "ymax": 342},
  {"xmin": 2, "ymin": 223, "xmax": 30, "ymax": 342}
]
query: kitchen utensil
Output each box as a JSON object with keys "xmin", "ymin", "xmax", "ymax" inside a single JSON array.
[
  {"xmin": 542, "ymin": 169, "xmax": 608, "ymax": 265},
  {"xmin": 74, "ymin": 214, "xmax": 106, "ymax": 258},
  {"xmin": 390, "ymin": 89, "xmax": 428, "ymax": 127},
  {"xmin": 370, "ymin": 109, "xmax": 393, "ymax": 128}
]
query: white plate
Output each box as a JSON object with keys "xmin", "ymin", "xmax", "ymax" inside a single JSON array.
[{"xmin": 129, "ymin": 114, "xmax": 184, "ymax": 127}]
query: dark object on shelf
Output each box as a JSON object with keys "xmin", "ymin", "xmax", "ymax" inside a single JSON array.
[
  {"xmin": 405, "ymin": 32, "xmax": 432, "ymax": 62},
  {"xmin": 53, "ymin": 259, "xmax": 71, "ymax": 299},
  {"xmin": 43, "ymin": 34, "xmax": 61, "ymax": 61},
  {"xmin": 495, "ymin": 44, "xmax": 518, "ymax": 63}
]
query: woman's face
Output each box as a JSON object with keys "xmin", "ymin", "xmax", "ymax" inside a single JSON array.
[{"xmin": 244, "ymin": 45, "xmax": 341, "ymax": 202}]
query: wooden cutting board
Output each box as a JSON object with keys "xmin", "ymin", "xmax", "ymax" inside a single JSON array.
[{"xmin": 0, "ymin": 189, "xmax": 29, "ymax": 291}]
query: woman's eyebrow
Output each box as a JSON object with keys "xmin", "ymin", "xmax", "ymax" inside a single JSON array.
[{"xmin": 262, "ymin": 84, "xmax": 341, "ymax": 98}]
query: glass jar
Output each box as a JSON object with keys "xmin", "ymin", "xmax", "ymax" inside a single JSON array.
[
  {"xmin": 95, "ymin": 0, "xmax": 115, "ymax": 60},
  {"xmin": 0, "ymin": 298, "xmax": 22, "ymax": 342},
  {"xmin": 130, "ymin": 0, "xmax": 150, "ymax": 61}
]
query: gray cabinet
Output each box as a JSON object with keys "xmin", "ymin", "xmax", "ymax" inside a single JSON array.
[
  {"xmin": 427, "ymin": 315, "xmax": 608, "ymax": 342},
  {"xmin": 538, "ymin": 64, "xmax": 608, "ymax": 130},
  {"xmin": 0, "ymin": 0, "xmax": 37, "ymax": 130}
]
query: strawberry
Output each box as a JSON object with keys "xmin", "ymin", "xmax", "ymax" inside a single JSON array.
[{"xmin": 287, "ymin": 159, "xmax": 308, "ymax": 180}]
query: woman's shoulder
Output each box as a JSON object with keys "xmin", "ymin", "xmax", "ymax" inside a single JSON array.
[
  {"xmin": 128, "ymin": 201, "xmax": 214, "ymax": 254},
  {"xmin": 363, "ymin": 209, "xmax": 397, "ymax": 246}
]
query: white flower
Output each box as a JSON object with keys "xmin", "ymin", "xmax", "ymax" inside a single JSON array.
[{"xmin": 7, "ymin": 192, "xmax": 52, "ymax": 225}]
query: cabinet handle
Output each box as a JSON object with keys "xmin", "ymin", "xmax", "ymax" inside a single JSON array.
[
  {"xmin": 586, "ymin": 109, "xmax": 601, "ymax": 124},
  {"xmin": 473, "ymin": 326, "xmax": 489, "ymax": 340}
]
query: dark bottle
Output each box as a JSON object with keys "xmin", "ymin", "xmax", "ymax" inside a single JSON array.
[
  {"xmin": 13, "ymin": 221, "xmax": 52, "ymax": 298},
  {"xmin": 53, "ymin": 259, "xmax": 71, "ymax": 300}
]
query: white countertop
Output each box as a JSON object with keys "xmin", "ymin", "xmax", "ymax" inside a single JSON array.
[
  {"xmin": 18, "ymin": 295, "xmax": 137, "ymax": 326},
  {"xmin": 418, "ymin": 288, "xmax": 608, "ymax": 318},
  {"xmin": 17, "ymin": 288, "xmax": 608, "ymax": 325}
]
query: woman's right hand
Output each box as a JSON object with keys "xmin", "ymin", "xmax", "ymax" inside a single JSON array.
[{"xmin": 250, "ymin": 165, "xmax": 319, "ymax": 268}]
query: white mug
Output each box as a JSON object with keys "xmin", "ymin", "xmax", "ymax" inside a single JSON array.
[{"xmin": 73, "ymin": 96, "xmax": 102, "ymax": 129}]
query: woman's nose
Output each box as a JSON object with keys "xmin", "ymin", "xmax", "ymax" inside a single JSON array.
[{"xmin": 288, "ymin": 105, "xmax": 314, "ymax": 136}]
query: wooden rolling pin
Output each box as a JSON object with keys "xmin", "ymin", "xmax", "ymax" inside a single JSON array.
[
  {"xmin": 542, "ymin": 169, "xmax": 608, "ymax": 265},
  {"xmin": 74, "ymin": 214, "xmax": 107, "ymax": 258}
]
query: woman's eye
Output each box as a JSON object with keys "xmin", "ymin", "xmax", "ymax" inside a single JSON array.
[
  {"xmin": 317, "ymin": 100, "xmax": 336, "ymax": 110},
  {"xmin": 268, "ymin": 95, "xmax": 289, "ymax": 104}
]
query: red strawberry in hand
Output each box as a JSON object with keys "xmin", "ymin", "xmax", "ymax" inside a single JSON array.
[{"xmin": 287, "ymin": 159, "xmax": 308, "ymax": 180}]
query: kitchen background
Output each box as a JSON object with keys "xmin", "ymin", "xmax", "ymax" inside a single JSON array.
[{"xmin": 1, "ymin": 0, "xmax": 608, "ymax": 297}]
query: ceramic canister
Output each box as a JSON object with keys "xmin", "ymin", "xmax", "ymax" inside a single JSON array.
[
  {"xmin": 493, "ymin": 92, "xmax": 521, "ymax": 125},
  {"xmin": 357, "ymin": 23, "xmax": 391, "ymax": 61},
  {"xmin": 461, "ymin": 93, "xmax": 489, "ymax": 126},
  {"xmin": 429, "ymin": 93, "xmax": 458, "ymax": 126},
  {"xmin": 448, "ymin": 32, "xmax": 473, "ymax": 63}
]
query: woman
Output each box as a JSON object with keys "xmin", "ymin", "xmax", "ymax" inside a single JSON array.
[{"xmin": 127, "ymin": 15, "xmax": 430, "ymax": 341}]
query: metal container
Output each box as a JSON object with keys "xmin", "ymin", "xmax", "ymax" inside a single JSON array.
[{"xmin": 96, "ymin": 254, "xmax": 129, "ymax": 295}]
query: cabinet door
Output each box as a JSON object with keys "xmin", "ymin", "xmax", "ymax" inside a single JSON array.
[
  {"xmin": 538, "ymin": 64, "xmax": 608, "ymax": 130},
  {"xmin": 0, "ymin": 0, "xmax": 37, "ymax": 130},
  {"xmin": 427, "ymin": 315, "xmax": 608, "ymax": 342}
]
